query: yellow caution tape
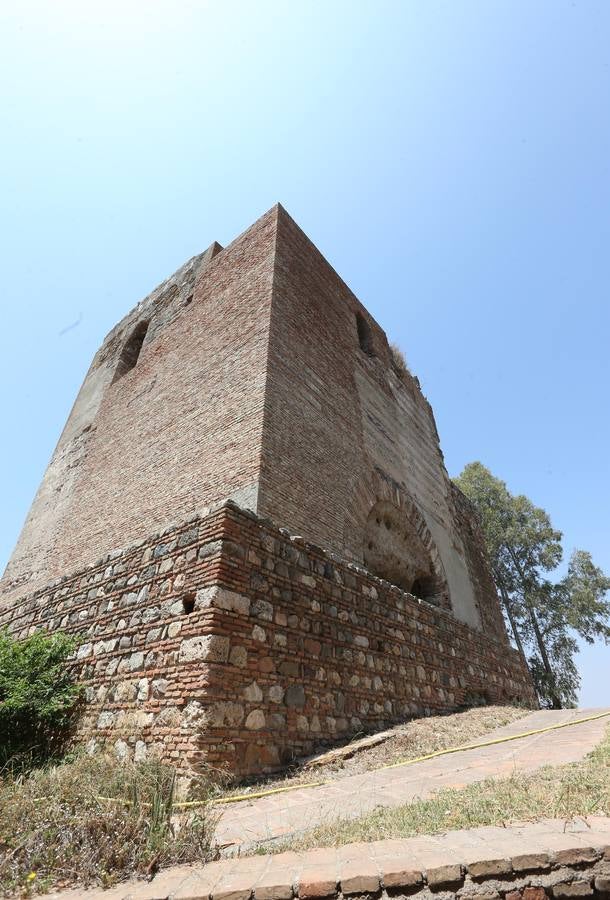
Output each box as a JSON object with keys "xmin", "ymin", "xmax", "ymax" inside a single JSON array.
[
  {"xmin": 202, "ymin": 709, "xmax": 610, "ymax": 808},
  {"xmin": 56, "ymin": 710, "xmax": 609, "ymax": 811}
]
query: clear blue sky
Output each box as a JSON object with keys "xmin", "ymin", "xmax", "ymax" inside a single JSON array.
[{"xmin": 1, "ymin": 1, "xmax": 608, "ymax": 704}]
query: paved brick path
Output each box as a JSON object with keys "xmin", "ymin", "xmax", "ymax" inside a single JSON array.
[
  {"xmin": 214, "ymin": 708, "xmax": 610, "ymax": 850},
  {"xmin": 44, "ymin": 708, "xmax": 610, "ymax": 900},
  {"xmin": 46, "ymin": 817, "xmax": 610, "ymax": 900}
]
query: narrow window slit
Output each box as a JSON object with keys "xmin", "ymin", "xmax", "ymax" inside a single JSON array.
[
  {"xmin": 356, "ymin": 312, "xmax": 375, "ymax": 357},
  {"xmin": 112, "ymin": 320, "xmax": 149, "ymax": 383}
]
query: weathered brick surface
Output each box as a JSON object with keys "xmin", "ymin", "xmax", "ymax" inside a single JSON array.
[
  {"xmin": 426, "ymin": 863, "xmax": 464, "ymax": 887},
  {"xmin": 0, "ymin": 501, "xmax": 535, "ymax": 775},
  {"xmin": 468, "ymin": 858, "xmax": 513, "ymax": 879},
  {"xmin": 1, "ymin": 210, "xmax": 277, "ymax": 603},
  {"xmin": 259, "ymin": 207, "xmax": 498, "ymax": 634},
  {"xmin": 0, "ymin": 204, "xmax": 537, "ymax": 770},
  {"xmin": 3, "ymin": 205, "xmax": 520, "ymax": 655}
]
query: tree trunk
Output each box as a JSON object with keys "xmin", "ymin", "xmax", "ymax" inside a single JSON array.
[
  {"xmin": 527, "ymin": 606, "xmax": 562, "ymax": 708},
  {"xmin": 496, "ymin": 575, "xmax": 527, "ymax": 659},
  {"xmin": 505, "ymin": 545, "xmax": 562, "ymax": 709}
]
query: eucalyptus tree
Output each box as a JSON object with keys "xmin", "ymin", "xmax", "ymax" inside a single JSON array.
[{"xmin": 454, "ymin": 462, "xmax": 610, "ymax": 708}]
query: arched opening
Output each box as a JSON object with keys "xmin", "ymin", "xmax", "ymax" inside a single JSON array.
[
  {"xmin": 356, "ymin": 312, "xmax": 375, "ymax": 357},
  {"xmin": 410, "ymin": 575, "xmax": 438, "ymax": 602},
  {"xmin": 112, "ymin": 320, "xmax": 149, "ymax": 383},
  {"xmin": 363, "ymin": 500, "xmax": 447, "ymax": 606}
]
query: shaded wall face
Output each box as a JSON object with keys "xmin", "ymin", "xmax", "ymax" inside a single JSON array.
[
  {"xmin": 259, "ymin": 210, "xmax": 485, "ymax": 631},
  {"xmin": 1, "ymin": 212, "xmax": 278, "ymax": 604},
  {"xmin": 363, "ymin": 500, "xmax": 446, "ymax": 603}
]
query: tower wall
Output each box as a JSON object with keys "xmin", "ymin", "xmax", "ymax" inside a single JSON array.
[
  {"xmin": 0, "ymin": 502, "xmax": 536, "ymax": 777},
  {"xmin": 0, "ymin": 205, "xmax": 537, "ymax": 773},
  {"xmin": 258, "ymin": 208, "xmax": 485, "ymax": 630},
  {"xmin": 1, "ymin": 209, "xmax": 278, "ymax": 604}
]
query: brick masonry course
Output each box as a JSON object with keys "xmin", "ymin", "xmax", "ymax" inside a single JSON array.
[
  {"xmin": 0, "ymin": 204, "xmax": 538, "ymax": 773},
  {"xmin": 43, "ymin": 817, "xmax": 610, "ymax": 900},
  {"xmin": 0, "ymin": 501, "xmax": 535, "ymax": 776}
]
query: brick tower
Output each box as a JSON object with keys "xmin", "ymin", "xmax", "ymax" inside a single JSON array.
[{"xmin": 0, "ymin": 206, "xmax": 536, "ymax": 774}]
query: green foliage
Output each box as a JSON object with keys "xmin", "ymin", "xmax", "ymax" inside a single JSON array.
[
  {"xmin": 454, "ymin": 463, "xmax": 610, "ymax": 709},
  {"xmin": 0, "ymin": 629, "xmax": 81, "ymax": 767}
]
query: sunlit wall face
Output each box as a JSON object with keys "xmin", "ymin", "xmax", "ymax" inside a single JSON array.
[{"xmin": 1, "ymin": 0, "xmax": 609, "ymax": 704}]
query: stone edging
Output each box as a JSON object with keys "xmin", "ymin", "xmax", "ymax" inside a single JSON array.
[
  {"xmin": 44, "ymin": 818, "xmax": 610, "ymax": 900},
  {"xmin": 197, "ymin": 819, "xmax": 610, "ymax": 900}
]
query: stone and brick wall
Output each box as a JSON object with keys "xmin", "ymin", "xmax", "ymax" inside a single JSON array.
[
  {"xmin": 1, "ymin": 209, "xmax": 278, "ymax": 604},
  {"xmin": 0, "ymin": 501, "xmax": 535, "ymax": 777},
  {"xmin": 0, "ymin": 204, "xmax": 537, "ymax": 774},
  {"xmin": 3, "ymin": 204, "xmax": 513, "ymax": 647},
  {"xmin": 204, "ymin": 823, "xmax": 610, "ymax": 900}
]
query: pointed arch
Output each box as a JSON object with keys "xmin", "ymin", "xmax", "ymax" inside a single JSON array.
[{"xmin": 345, "ymin": 468, "xmax": 451, "ymax": 610}]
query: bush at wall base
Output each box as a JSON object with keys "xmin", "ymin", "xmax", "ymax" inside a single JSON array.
[{"xmin": 0, "ymin": 629, "xmax": 81, "ymax": 768}]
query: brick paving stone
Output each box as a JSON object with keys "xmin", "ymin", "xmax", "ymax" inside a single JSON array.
[
  {"xmin": 212, "ymin": 858, "xmax": 270, "ymax": 900},
  {"xmin": 369, "ymin": 838, "xmax": 424, "ymax": 889},
  {"xmin": 554, "ymin": 847, "xmax": 600, "ymax": 866},
  {"xmin": 214, "ymin": 710, "xmax": 610, "ymax": 849},
  {"xmin": 254, "ymin": 870, "xmax": 295, "ymax": 900},
  {"xmin": 339, "ymin": 863, "xmax": 380, "ymax": 895},
  {"xmin": 468, "ymin": 858, "xmax": 513, "ymax": 878},
  {"xmin": 538, "ymin": 834, "xmax": 602, "ymax": 857},
  {"xmin": 336, "ymin": 844, "xmax": 379, "ymax": 895},
  {"xmin": 298, "ymin": 869, "xmax": 337, "ymax": 899},
  {"xmin": 425, "ymin": 863, "xmax": 464, "ymax": 888},
  {"xmin": 379, "ymin": 865, "xmax": 424, "ymax": 890},
  {"xmin": 511, "ymin": 853, "xmax": 552, "ymax": 872}
]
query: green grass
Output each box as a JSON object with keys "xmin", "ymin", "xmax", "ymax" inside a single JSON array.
[
  {"xmin": 0, "ymin": 754, "xmax": 217, "ymax": 897},
  {"xmin": 270, "ymin": 725, "xmax": 610, "ymax": 853}
]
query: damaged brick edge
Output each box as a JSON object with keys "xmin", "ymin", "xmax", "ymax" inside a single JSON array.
[
  {"xmin": 211, "ymin": 843, "xmax": 610, "ymax": 900},
  {"xmin": 1, "ymin": 498, "xmax": 521, "ymax": 654}
]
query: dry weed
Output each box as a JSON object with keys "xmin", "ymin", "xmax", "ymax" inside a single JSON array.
[
  {"xmin": 274, "ymin": 724, "xmax": 610, "ymax": 852},
  {"xmin": 0, "ymin": 754, "xmax": 217, "ymax": 897}
]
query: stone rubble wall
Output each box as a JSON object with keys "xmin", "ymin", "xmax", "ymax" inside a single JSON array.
[
  {"xmin": 193, "ymin": 504, "xmax": 536, "ymax": 774},
  {"xmin": 0, "ymin": 505, "xmax": 231, "ymax": 767},
  {"xmin": 0, "ymin": 501, "xmax": 535, "ymax": 777},
  {"xmin": 376, "ymin": 850, "xmax": 610, "ymax": 900}
]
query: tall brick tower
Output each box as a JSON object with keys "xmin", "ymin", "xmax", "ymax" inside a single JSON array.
[{"xmin": 0, "ymin": 206, "xmax": 536, "ymax": 774}]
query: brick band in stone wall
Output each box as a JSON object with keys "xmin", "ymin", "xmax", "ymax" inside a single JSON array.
[{"xmin": 0, "ymin": 501, "xmax": 536, "ymax": 776}]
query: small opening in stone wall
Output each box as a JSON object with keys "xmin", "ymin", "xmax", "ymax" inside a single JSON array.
[
  {"xmin": 356, "ymin": 312, "xmax": 375, "ymax": 357},
  {"xmin": 185, "ymin": 294, "xmax": 193, "ymax": 306},
  {"xmin": 182, "ymin": 592, "xmax": 196, "ymax": 614},
  {"xmin": 112, "ymin": 320, "xmax": 149, "ymax": 383},
  {"xmin": 410, "ymin": 576, "xmax": 438, "ymax": 603}
]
